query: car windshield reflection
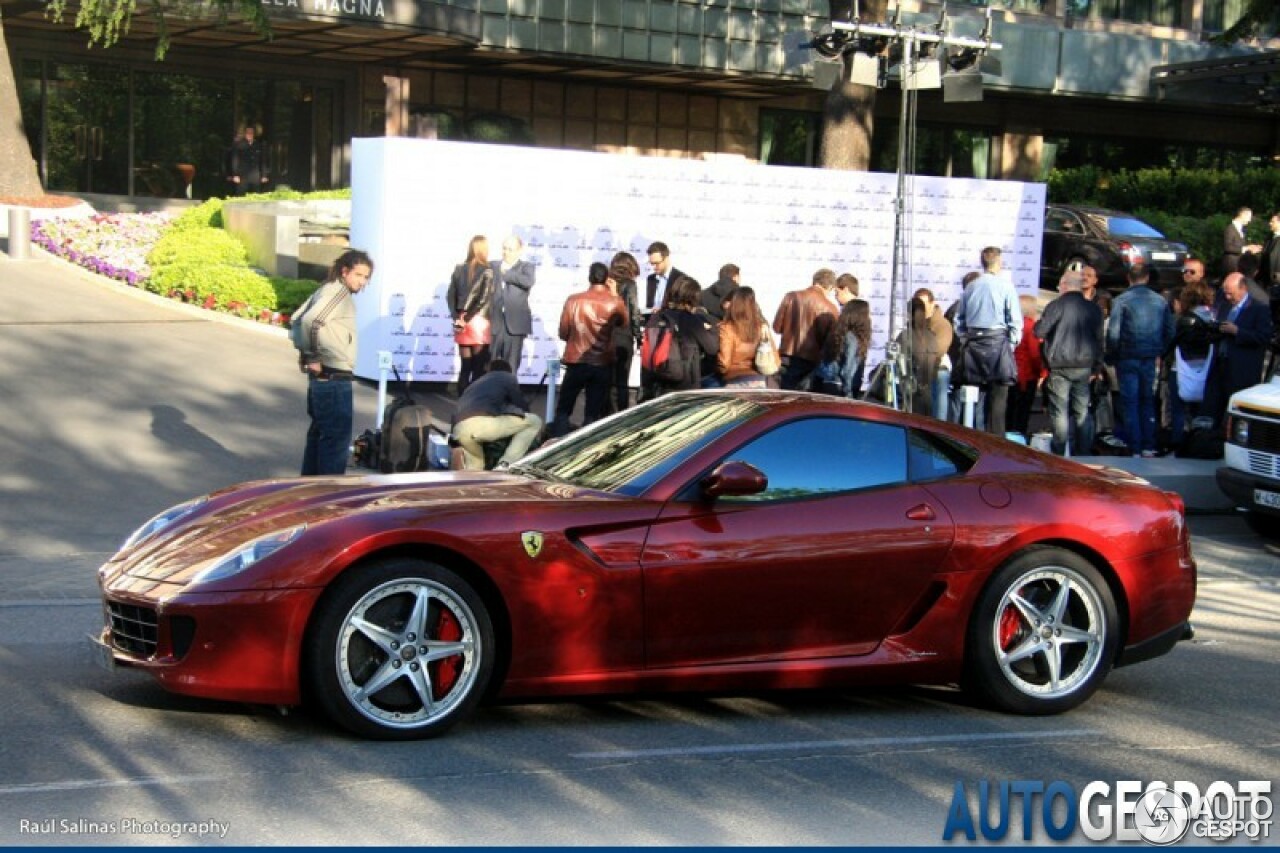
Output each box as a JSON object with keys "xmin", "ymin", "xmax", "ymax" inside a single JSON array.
[{"xmin": 508, "ymin": 393, "xmax": 765, "ymax": 496}]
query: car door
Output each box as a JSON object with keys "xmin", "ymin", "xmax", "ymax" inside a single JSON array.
[
  {"xmin": 640, "ymin": 416, "xmax": 956, "ymax": 670},
  {"xmin": 1042, "ymin": 207, "xmax": 1080, "ymax": 280}
]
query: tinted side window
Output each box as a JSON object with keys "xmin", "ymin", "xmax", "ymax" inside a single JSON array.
[
  {"xmin": 908, "ymin": 429, "xmax": 976, "ymax": 482},
  {"xmin": 720, "ymin": 417, "xmax": 908, "ymax": 502},
  {"xmin": 1045, "ymin": 210, "xmax": 1071, "ymax": 232}
]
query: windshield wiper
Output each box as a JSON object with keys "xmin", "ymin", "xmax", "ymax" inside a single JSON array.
[{"xmin": 506, "ymin": 462, "xmax": 570, "ymax": 484}]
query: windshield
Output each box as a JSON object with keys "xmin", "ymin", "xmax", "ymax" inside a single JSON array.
[
  {"xmin": 1105, "ymin": 216, "xmax": 1165, "ymax": 239},
  {"xmin": 509, "ymin": 394, "xmax": 765, "ymax": 496}
]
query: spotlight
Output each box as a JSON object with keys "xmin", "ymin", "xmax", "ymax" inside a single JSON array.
[
  {"xmin": 852, "ymin": 52, "xmax": 884, "ymax": 86},
  {"xmin": 903, "ymin": 55, "xmax": 942, "ymax": 90}
]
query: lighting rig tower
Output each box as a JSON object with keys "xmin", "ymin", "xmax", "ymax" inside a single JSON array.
[{"xmin": 807, "ymin": 1, "xmax": 1001, "ymax": 412}]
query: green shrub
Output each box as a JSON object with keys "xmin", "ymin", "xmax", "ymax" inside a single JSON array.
[
  {"xmin": 143, "ymin": 189, "xmax": 341, "ymax": 317},
  {"xmin": 271, "ymin": 276, "xmax": 320, "ymax": 315},
  {"xmin": 147, "ymin": 226, "xmax": 247, "ymax": 270},
  {"xmin": 170, "ymin": 197, "xmax": 227, "ymax": 231},
  {"xmin": 149, "ymin": 262, "xmax": 278, "ymax": 310}
]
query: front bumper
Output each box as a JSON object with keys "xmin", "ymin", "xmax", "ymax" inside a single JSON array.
[
  {"xmin": 97, "ymin": 584, "xmax": 324, "ymax": 706},
  {"xmin": 1216, "ymin": 465, "xmax": 1280, "ymax": 518}
]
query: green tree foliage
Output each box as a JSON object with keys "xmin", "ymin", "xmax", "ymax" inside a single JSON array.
[
  {"xmin": 1216, "ymin": 0, "xmax": 1280, "ymax": 42},
  {"xmin": 1048, "ymin": 165, "xmax": 1280, "ymax": 264},
  {"xmin": 46, "ymin": 0, "xmax": 271, "ymax": 60}
]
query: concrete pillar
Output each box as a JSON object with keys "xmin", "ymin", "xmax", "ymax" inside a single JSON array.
[
  {"xmin": 998, "ymin": 129, "xmax": 1044, "ymax": 181},
  {"xmin": 383, "ymin": 75, "xmax": 409, "ymax": 137},
  {"xmin": 7, "ymin": 208, "xmax": 31, "ymax": 260}
]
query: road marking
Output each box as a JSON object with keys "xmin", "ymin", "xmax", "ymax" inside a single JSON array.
[
  {"xmin": 0, "ymin": 600, "xmax": 100, "ymax": 608},
  {"xmin": 0, "ymin": 774, "xmax": 232, "ymax": 796},
  {"xmin": 571, "ymin": 728, "xmax": 1101, "ymax": 760}
]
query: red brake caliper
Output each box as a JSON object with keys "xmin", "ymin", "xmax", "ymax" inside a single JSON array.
[
  {"xmin": 430, "ymin": 609, "xmax": 463, "ymax": 700},
  {"xmin": 998, "ymin": 602, "xmax": 1023, "ymax": 651}
]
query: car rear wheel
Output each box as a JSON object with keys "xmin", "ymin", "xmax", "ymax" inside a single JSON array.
[
  {"xmin": 966, "ymin": 548, "xmax": 1118, "ymax": 715},
  {"xmin": 305, "ymin": 558, "xmax": 495, "ymax": 739},
  {"xmin": 1062, "ymin": 255, "xmax": 1090, "ymax": 276}
]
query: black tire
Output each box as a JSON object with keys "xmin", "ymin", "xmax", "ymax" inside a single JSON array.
[
  {"xmin": 305, "ymin": 558, "xmax": 495, "ymax": 739},
  {"xmin": 965, "ymin": 547, "xmax": 1119, "ymax": 715},
  {"xmin": 1062, "ymin": 256, "xmax": 1090, "ymax": 278},
  {"xmin": 1245, "ymin": 511, "xmax": 1280, "ymax": 541}
]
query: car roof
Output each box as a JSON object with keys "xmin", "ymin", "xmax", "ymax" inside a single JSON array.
[{"xmin": 1048, "ymin": 203, "xmax": 1137, "ymax": 219}]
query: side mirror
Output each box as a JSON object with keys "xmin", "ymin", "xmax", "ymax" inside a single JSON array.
[{"xmin": 701, "ymin": 461, "xmax": 768, "ymax": 500}]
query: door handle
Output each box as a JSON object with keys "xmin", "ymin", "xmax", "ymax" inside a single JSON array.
[
  {"xmin": 906, "ymin": 504, "xmax": 936, "ymax": 522},
  {"xmin": 73, "ymin": 125, "xmax": 86, "ymax": 159},
  {"xmin": 91, "ymin": 126, "xmax": 104, "ymax": 161}
]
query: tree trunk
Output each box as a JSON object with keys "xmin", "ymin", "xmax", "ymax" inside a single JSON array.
[
  {"xmin": 818, "ymin": 0, "xmax": 887, "ymax": 172},
  {"xmin": 0, "ymin": 10, "xmax": 45, "ymax": 199},
  {"xmin": 820, "ymin": 66, "xmax": 877, "ymax": 171}
]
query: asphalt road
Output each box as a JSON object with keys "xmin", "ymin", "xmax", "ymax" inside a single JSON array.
[{"xmin": 0, "ymin": 255, "xmax": 1277, "ymax": 846}]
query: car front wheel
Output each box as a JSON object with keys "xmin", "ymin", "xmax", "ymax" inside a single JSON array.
[
  {"xmin": 306, "ymin": 559, "xmax": 495, "ymax": 739},
  {"xmin": 966, "ymin": 548, "xmax": 1118, "ymax": 715}
]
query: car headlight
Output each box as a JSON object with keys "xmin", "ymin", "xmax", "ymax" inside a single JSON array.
[
  {"xmin": 1232, "ymin": 418, "xmax": 1250, "ymax": 446},
  {"xmin": 190, "ymin": 525, "xmax": 307, "ymax": 587},
  {"xmin": 121, "ymin": 497, "xmax": 207, "ymax": 551}
]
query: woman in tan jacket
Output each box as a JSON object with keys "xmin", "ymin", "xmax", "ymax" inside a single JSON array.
[{"xmin": 718, "ymin": 287, "xmax": 771, "ymax": 388}]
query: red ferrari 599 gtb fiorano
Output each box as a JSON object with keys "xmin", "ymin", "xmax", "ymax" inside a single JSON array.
[{"xmin": 95, "ymin": 391, "xmax": 1196, "ymax": 739}]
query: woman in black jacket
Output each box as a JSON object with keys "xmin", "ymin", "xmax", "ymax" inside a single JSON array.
[
  {"xmin": 647, "ymin": 275, "xmax": 719, "ymax": 396},
  {"xmin": 446, "ymin": 235, "xmax": 494, "ymax": 396}
]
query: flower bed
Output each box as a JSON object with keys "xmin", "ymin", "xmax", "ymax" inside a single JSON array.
[{"xmin": 32, "ymin": 212, "xmax": 172, "ymax": 287}]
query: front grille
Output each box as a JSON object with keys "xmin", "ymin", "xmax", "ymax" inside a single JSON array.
[
  {"xmin": 1245, "ymin": 450, "xmax": 1280, "ymax": 480},
  {"xmin": 107, "ymin": 602, "xmax": 158, "ymax": 658},
  {"xmin": 1238, "ymin": 412, "xmax": 1280, "ymax": 453}
]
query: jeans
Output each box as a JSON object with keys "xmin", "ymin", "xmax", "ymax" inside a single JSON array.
[
  {"xmin": 553, "ymin": 362, "xmax": 611, "ymax": 436},
  {"xmin": 612, "ymin": 346, "xmax": 634, "ymax": 412},
  {"xmin": 780, "ymin": 356, "xmax": 817, "ymax": 391},
  {"xmin": 931, "ymin": 368, "xmax": 950, "ymax": 420},
  {"xmin": 1116, "ymin": 357, "xmax": 1158, "ymax": 454},
  {"xmin": 454, "ymin": 413, "xmax": 543, "ymax": 470},
  {"xmin": 301, "ymin": 377, "xmax": 352, "ymax": 475},
  {"xmin": 1045, "ymin": 367, "xmax": 1094, "ymax": 456}
]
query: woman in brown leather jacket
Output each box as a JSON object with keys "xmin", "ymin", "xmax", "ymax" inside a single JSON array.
[{"xmin": 718, "ymin": 287, "xmax": 771, "ymax": 388}]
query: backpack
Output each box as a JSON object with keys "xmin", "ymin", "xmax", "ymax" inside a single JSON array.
[
  {"xmin": 377, "ymin": 368, "xmax": 437, "ymax": 473},
  {"xmin": 641, "ymin": 313, "xmax": 698, "ymax": 385},
  {"xmin": 1176, "ymin": 420, "xmax": 1224, "ymax": 460}
]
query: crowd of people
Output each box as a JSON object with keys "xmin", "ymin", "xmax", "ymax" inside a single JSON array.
[{"xmin": 292, "ymin": 222, "xmax": 1280, "ymax": 477}]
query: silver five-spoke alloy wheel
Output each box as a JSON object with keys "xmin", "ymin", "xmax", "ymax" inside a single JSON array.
[
  {"xmin": 307, "ymin": 559, "xmax": 495, "ymax": 739},
  {"xmin": 967, "ymin": 547, "xmax": 1118, "ymax": 715}
]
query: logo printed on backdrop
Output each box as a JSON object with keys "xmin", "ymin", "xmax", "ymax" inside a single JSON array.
[{"xmin": 348, "ymin": 138, "xmax": 1045, "ymax": 382}]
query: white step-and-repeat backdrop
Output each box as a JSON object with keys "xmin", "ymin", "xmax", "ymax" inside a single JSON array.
[{"xmin": 348, "ymin": 137, "xmax": 1044, "ymax": 383}]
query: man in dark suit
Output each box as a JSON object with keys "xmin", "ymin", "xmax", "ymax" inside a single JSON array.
[
  {"xmin": 489, "ymin": 234, "xmax": 537, "ymax": 373},
  {"xmin": 644, "ymin": 241, "xmax": 685, "ymax": 315},
  {"xmin": 1204, "ymin": 272, "xmax": 1274, "ymax": 427},
  {"xmin": 1222, "ymin": 206, "xmax": 1260, "ymax": 276}
]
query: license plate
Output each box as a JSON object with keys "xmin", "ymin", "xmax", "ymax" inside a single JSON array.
[
  {"xmin": 1151, "ymin": 252, "xmax": 1176, "ymax": 261},
  {"xmin": 87, "ymin": 633, "xmax": 117, "ymax": 672},
  {"xmin": 1255, "ymin": 489, "xmax": 1280, "ymax": 509}
]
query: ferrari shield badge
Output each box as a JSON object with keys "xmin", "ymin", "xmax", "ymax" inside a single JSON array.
[{"xmin": 521, "ymin": 531, "xmax": 544, "ymax": 559}]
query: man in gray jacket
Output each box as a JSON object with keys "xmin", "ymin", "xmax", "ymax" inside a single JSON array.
[
  {"xmin": 1035, "ymin": 271, "xmax": 1104, "ymax": 455},
  {"xmin": 1106, "ymin": 264, "xmax": 1175, "ymax": 457},
  {"xmin": 291, "ymin": 249, "xmax": 373, "ymax": 475}
]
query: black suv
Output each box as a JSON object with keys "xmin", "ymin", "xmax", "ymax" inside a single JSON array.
[{"xmin": 1041, "ymin": 204, "xmax": 1188, "ymax": 291}]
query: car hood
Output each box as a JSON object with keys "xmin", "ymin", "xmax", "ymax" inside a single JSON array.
[
  {"xmin": 116, "ymin": 471, "xmax": 608, "ymax": 584},
  {"xmin": 1229, "ymin": 375, "xmax": 1280, "ymax": 414}
]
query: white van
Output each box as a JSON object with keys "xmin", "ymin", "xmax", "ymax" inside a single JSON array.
[{"xmin": 1216, "ymin": 375, "xmax": 1280, "ymax": 534}]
